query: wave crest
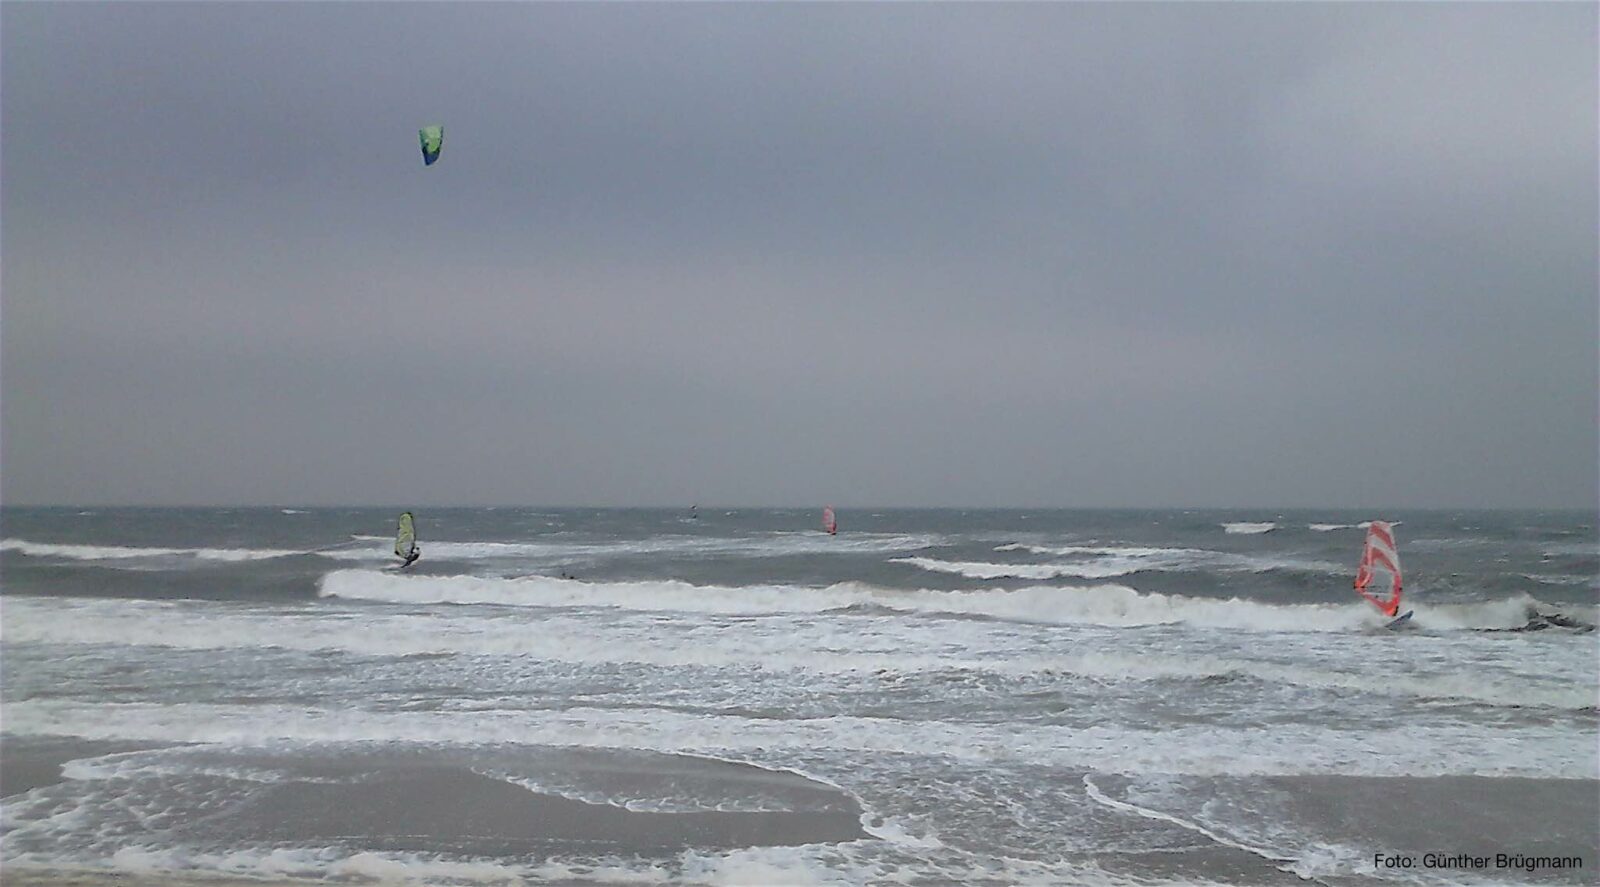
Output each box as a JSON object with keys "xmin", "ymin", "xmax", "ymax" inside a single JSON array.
[{"xmin": 315, "ymin": 570, "xmax": 1540, "ymax": 633}]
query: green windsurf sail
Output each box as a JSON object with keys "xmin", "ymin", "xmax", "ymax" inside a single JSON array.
[{"xmin": 395, "ymin": 512, "xmax": 417, "ymax": 560}]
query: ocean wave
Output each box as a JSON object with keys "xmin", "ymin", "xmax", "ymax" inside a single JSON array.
[
  {"xmin": 319, "ymin": 571, "xmax": 867, "ymax": 615},
  {"xmin": 980, "ymin": 545, "xmax": 1344, "ymax": 578},
  {"xmin": 0, "ymin": 538, "xmax": 303, "ymax": 563},
  {"xmin": 996, "ymin": 543, "xmax": 1177, "ymax": 558},
  {"xmin": 1222, "ymin": 522, "xmax": 1277, "ymax": 535},
  {"xmin": 1309, "ymin": 521, "xmax": 1394, "ymax": 532},
  {"xmin": 2, "ymin": 531, "xmax": 943, "ymax": 569},
  {"xmin": 7, "ymin": 699, "xmax": 1593, "ymax": 780},
  {"xmin": 315, "ymin": 570, "xmax": 1562, "ymax": 635},
  {"xmin": 0, "ymin": 835, "xmax": 1179, "ymax": 887},
  {"xmin": 1542, "ymin": 541, "xmax": 1599, "ymax": 558},
  {"xmin": 1177, "ymin": 653, "xmax": 1597, "ymax": 711},
  {"xmin": 1522, "ymin": 573, "xmax": 1599, "ymax": 588},
  {"xmin": 472, "ymin": 767, "xmax": 820, "ymax": 816},
  {"xmin": 891, "ymin": 556, "xmax": 1139, "ymax": 580},
  {"xmin": 9, "ymin": 597, "xmax": 1592, "ymax": 709},
  {"xmin": 326, "ymin": 532, "xmax": 943, "ymax": 563}
]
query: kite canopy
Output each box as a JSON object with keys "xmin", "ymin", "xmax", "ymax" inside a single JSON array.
[{"xmin": 419, "ymin": 125, "xmax": 443, "ymax": 165}]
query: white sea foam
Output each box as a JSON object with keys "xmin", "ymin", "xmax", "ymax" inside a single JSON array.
[
  {"xmin": 312, "ymin": 570, "xmax": 1581, "ymax": 635},
  {"xmin": 6, "ymin": 699, "xmax": 1593, "ymax": 779},
  {"xmin": 938, "ymin": 547, "xmax": 1343, "ymax": 578},
  {"xmin": 1308, "ymin": 523, "xmax": 1359, "ymax": 532},
  {"xmin": 471, "ymin": 768, "xmax": 810, "ymax": 815},
  {"xmin": 0, "ymin": 842, "xmax": 1183, "ymax": 887},
  {"xmin": 319, "ymin": 570, "xmax": 1375, "ymax": 631},
  {"xmin": 2, "ymin": 531, "xmax": 940, "ymax": 568},
  {"xmin": 325, "ymin": 532, "xmax": 942, "ymax": 564},
  {"xmin": 1172, "ymin": 653, "xmax": 1598, "ymax": 711},
  {"xmin": 1222, "ymin": 522, "xmax": 1277, "ymax": 535},
  {"xmin": 61, "ymin": 752, "xmax": 346, "ymax": 787},
  {"xmin": 319, "ymin": 570, "xmax": 870, "ymax": 614},
  {"xmin": 996, "ymin": 543, "xmax": 1179, "ymax": 558},
  {"xmin": 892, "ymin": 556, "xmax": 1140, "ymax": 580},
  {"xmin": 1083, "ymin": 774, "xmax": 1298, "ymax": 867},
  {"xmin": 0, "ymin": 539, "xmax": 303, "ymax": 562},
  {"xmin": 8, "ymin": 597, "xmax": 1592, "ymax": 709},
  {"xmin": 1522, "ymin": 572, "xmax": 1599, "ymax": 587}
]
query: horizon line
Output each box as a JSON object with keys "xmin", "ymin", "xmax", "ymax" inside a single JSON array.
[{"xmin": 1, "ymin": 502, "xmax": 1594, "ymax": 513}]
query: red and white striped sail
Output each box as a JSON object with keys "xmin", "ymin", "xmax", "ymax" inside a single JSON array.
[
  {"xmin": 822, "ymin": 506, "xmax": 837, "ymax": 535},
  {"xmin": 1353, "ymin": 520, "xmax": 1402, "ymax": 617}
]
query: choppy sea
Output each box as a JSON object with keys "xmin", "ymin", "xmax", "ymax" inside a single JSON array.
[{"xmin": 2, "ymin": 507, "xmax": 1596, "ymax": 885}]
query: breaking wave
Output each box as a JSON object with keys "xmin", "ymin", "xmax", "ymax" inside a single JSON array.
[
  {"xmin": 976, "ymin": 545, "xmax": 1343, "ymax": 577},
  {"xmin": 321, "ymin": 532, "xmax": 943, "ymax": 563},
  {"xmin": 315, "ymin": 570, "xmax": 1568, "ymax": 634},
  {"xmin": 7, "ymin": 699, "xmax": 1593, "ymax": 780},
  {"xmin": 9, "ymin": 597, "xmax": 1592, "ymax": 710},
  {"xmin": 891, "ymin": 556, "xmax": 1138, "ymax": 580},
  {"xmin": 0, "ymin": 538, "xmax": 303, "ymax": 563}
]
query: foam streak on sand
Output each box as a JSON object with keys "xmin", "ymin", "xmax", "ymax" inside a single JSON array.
[{"xmin": 1082, "ymin": 775, "xmax": 1298, "ymax": 867}]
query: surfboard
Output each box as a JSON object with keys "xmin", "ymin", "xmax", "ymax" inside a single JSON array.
[{"xmin": 1384, "ymin": 610, "xmax": 1414, "ymax": 630}]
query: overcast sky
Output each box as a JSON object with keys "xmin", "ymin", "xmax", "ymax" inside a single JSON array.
[{"xmin": 3, "ymin": 3, "xmax": 1595, "ymax": 508}]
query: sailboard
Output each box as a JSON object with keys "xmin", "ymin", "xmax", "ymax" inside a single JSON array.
[
  {"xmin": 822, "ymin": 506, "xmax": 837, "ymax": 535},
  {"xmin": 1354, "ymin": 520, "xmax": 1409, "ymax": 627},
  {"xmin": 395, "ymin": 511, "xmax": 419, "ymax": 567}
]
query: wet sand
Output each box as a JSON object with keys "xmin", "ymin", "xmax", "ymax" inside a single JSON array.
[
  {"xmin": 203, "ymin": 765, "xmax": 865, "ymax": 855},
  {"xmin": 1089, "ymin": 773, "xmax": 1599, "ymax": 886},
  {"xmin": 2, "ymin": 738, "xmax": 866, "ymax": 885},
  {"xmin": 4, "ymin": 738, "xmax": 1594, "ymax": 885},
  {"xmin": 0, "ymin": 737, "xmax": 165, "ymax": 798}
]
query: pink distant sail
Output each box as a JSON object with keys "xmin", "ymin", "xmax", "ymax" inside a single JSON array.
[
  {"xmin": 1353, "ymin": 521, "xmax": 1402, "ymax": 617},
  {"xmin": 822, "ymin": 506, "xmax": 837, "ymax": 535}
]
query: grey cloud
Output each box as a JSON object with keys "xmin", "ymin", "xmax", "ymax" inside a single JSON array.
[{"xmin": 3, "ymin": 2, "xmax": 1594, "ymax": 507}]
